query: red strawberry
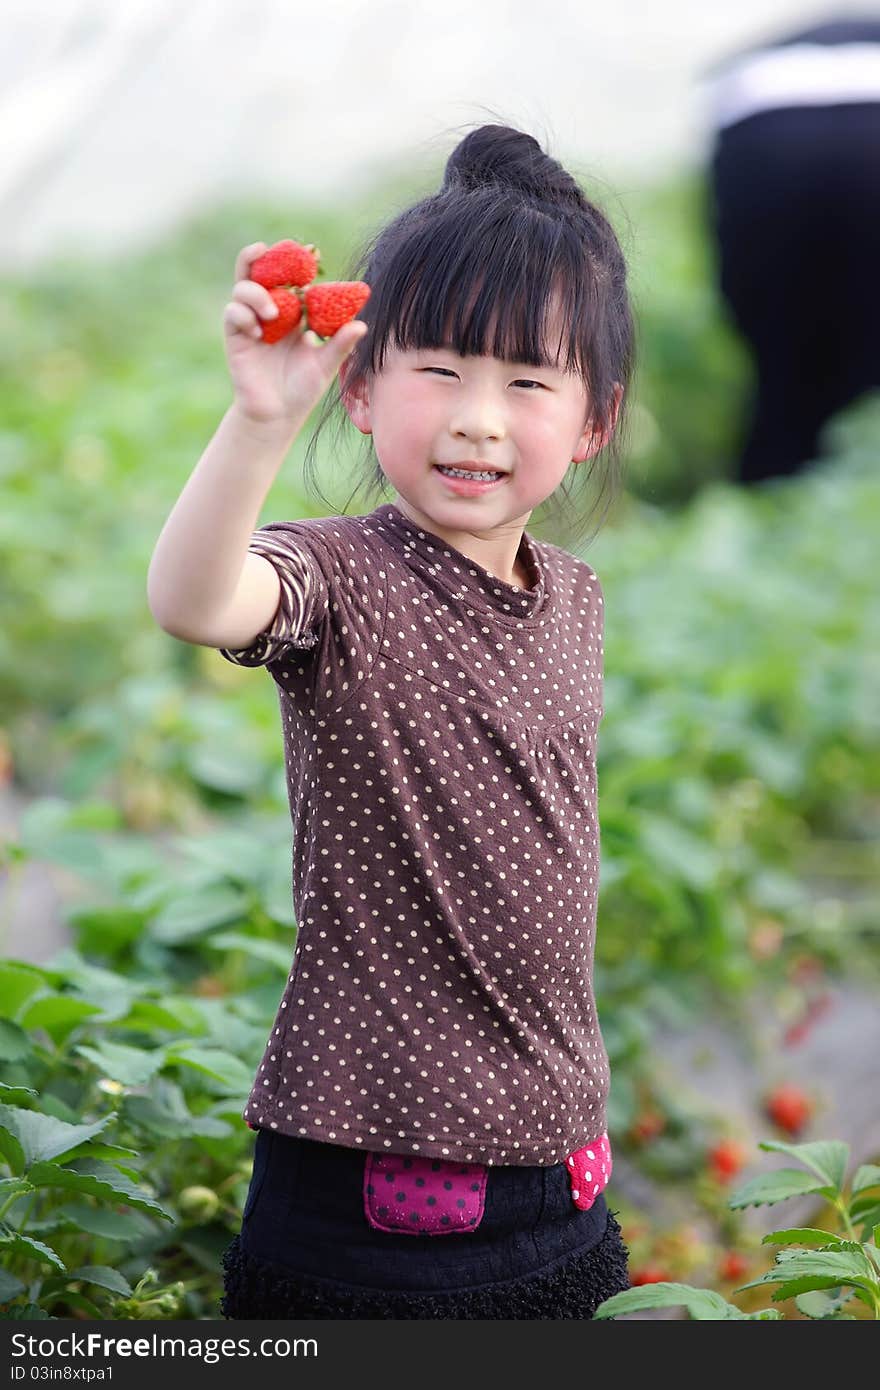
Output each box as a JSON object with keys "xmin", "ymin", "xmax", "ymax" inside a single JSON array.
[
  {"xmin": 260, "ymin": 288, "xmax": 303, "ymax": 343},
  {"xmin": 707, "ymin": 1138, "xmax": 747, "ymax": 1184},
  {"xmin": 718, "ymin": 1251, "xmax": 749, "ymax": 1283},
  {"xmin": 764, "ymin": 1083, "xmax": 813, "ymax": 1137},
  {"xmin": 628, "ymin": 1108, "xmax": 666, "ymax": 1144},
  {"xmin": 250, "ymin": 239, "xmax": 320, "ymax": 290},
  {"xmin": 303, "ymin": 281, "xmax": 370, "ymax": 338},
  {"xmin": 630, "ymin": 1265, "xmax": 672, "ymax": 1285}
]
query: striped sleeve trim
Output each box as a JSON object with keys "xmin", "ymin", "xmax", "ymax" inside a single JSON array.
[{"xmin": 219, "ymin": 532, "xmax": 324, "ymax": 668}]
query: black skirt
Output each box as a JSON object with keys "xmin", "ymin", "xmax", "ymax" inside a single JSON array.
[{"xmin": 220, "ymin": 1127, "xmax": 631, "ymax": 1319}]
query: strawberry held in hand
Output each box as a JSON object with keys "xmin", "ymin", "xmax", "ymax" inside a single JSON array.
[
  {"xmin": 260, "ymin": 288, "xmax": 303, "ymax": 343},
  {"xmin": 250, "ymin": 239, "xmax": 320, "ymax": 290},
  {"xmin": 303, "ymin": 281, "xmax": 371, "ymax": 338}
]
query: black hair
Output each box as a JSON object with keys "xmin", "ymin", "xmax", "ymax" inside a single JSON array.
[{"xmin": 302, "ymin": 118, "xmax": 636, "ymax": 549}]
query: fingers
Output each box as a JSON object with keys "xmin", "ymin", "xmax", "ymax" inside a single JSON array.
[
  {"xmin": 319, "ymin": 320, "xmax": 369, "ymax": 369},
  {"xmin": 224, "ymin": 276, "xmax": 281, "ymax": 339},
  {"xmin": 234, "ymin": 241, "xmax": 267, "ymax": 284},
  {"xmin": 223, "ymin": 301, "xmax": 264, "ymax": 339}
]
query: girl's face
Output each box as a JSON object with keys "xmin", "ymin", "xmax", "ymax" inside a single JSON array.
[{"xmin": 342, "ymin": 302, "xmax": 620, "ymax": 545}]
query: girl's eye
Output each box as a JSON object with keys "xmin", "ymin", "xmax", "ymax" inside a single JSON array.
[{"xmin": 423, "ymin": 368, "xmax": 544, "ymax": 389}]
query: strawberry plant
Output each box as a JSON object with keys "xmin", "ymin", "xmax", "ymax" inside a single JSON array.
[{"xmin": 595, "ymin": 1138, "xmax": 880, "ymax": 1319}]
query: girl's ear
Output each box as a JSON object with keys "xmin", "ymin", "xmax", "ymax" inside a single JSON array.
[
  {"xmin": 573, "ymin": 382, "xmax": 623, "ymax": 462},
  {"xmin": 339, "ymin": 359, "xmax": 372, "ymax": 435}
]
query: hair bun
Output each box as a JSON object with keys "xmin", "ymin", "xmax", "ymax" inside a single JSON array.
[{"xmin": 442, "ymin": 124, "xmax": 583, "ymax": 208}]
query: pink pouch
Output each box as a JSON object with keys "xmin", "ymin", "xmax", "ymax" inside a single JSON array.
[
  {"xmin": 363, "ymin": 1152, "xmax": 488, "ymax": 1235},
  {"xmin": 564, "ymin": 1132, "xmax": 612, "ymax": 1211}
]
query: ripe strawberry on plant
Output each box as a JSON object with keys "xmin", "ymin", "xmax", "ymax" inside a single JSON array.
[
  {"xmin": 764, "ymin": 1082, "xmax": 814, "ymax": 1137},
  {"xmin": 718, "ymin": 1251, "xmax": 749, "ymax": 1283},
  {"xmin": 628, "ymin": 1108, "xmax": 666, "ymax": 1144},
  {"xmin": 303, "ymin": 281, "xmax": 371, "ymax": 338},
  {"xmin": 707, "ymin": 1138, "xmax": 747, "ymax": 1184},
  {"xmin": 250, "ymin": 239, "xmax": 320, "ymax": 289},
  {"xmin": 630, "ymin": 1265, "xmax": 673, "ymax": 1285},
  {"xmin": 260, "ymin": 288, "xmax": 303, "ymax": 344}
]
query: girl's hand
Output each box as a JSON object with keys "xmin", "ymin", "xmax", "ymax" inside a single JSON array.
[{"xmin": 222, "ymin": 242, "xmax": 368, "ymax": 428}]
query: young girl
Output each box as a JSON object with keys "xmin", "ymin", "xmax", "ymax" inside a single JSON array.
[{"xmin": 147, "ymin": 122, "xmax": 635, "ymax": 1319}]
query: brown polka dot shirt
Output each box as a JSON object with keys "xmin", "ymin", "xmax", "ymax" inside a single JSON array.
[{"xmin": 219, "ymin": 502, "xmax": 609, "ymax": 1165}]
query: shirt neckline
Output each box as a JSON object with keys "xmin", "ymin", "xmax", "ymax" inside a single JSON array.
[{"xmin": 368, "ymin": 502, "xmax": 551, "ymax": 626}]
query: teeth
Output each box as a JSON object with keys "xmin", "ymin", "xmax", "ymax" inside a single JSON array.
[{"xmin": 438, "ymin": 466, "xmax": 502, "ymax": 481}]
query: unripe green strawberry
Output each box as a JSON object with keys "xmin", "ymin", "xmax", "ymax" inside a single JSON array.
[
  {"xmin": 303, "ymin": 281, "xmax": 371, "ymax": 338},
  {"xmin": 261, "ymin": 287, "xmax": 303, "ymax": 343},
  {"xmin": 250, "ymin": 239, "xmax": 319, "ymax": 289},
  {"xmin": 177, "ymin": 1185, "xmax": 221, "ymax": 1223}
]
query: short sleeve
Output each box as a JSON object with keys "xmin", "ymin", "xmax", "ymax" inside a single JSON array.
[{"xmin": 218, "ymin": 522, "xmax": 329, "ymax": 669}]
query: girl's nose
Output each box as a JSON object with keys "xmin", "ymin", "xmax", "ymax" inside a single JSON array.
[{"xmin": 449, "ymin": 391, "xmax": 506, "ymax": 443}]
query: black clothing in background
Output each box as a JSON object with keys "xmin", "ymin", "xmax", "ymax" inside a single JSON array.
[{"xmin": 704, "ymin": 17, "xmax": 880, "ymax": 484}]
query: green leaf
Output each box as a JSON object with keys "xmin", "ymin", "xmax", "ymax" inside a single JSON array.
[
  {"xmin": 852, "ymin": 1164, "xmax": 880, "ymax": 1196},
  {"xmin": 0, "ymin": 963, "xmax": 48, "ymax": 1019},
  {"xmin": 850, "ymin": 1190, "xmax": 880, "ymax": 1217},
  {"xmin": 122, "ymin": 1093, "xmax": 231, "ymax": 1140},
  {"xmin": 0, "ymin": 1268, "xmax": 26, "ymax": 1302},
  {"xmin": 0, "ymin": 1105, "xmax": 112, "ymax": 1170},
  {"xmin": 121, "ymin": 997, "xmax": 209, "ymax": 1034},
  {"xmin": 164, "ymin": 1046, "xmax": 253, "ymax": 1094},
  {"xmin": 728, "ymin": 1168, "xmax": 833, "ymax": 1209},
  {"xmin": 0, "ymin": 1177, "xmax": 32, "ymax": 1204},
  {"xmin": 56, "ymin": 1203, "xmax": 152, "ymax": 1241},
  {"xmin": 0, "ymin": 1018, "xmax": 31, "ymax": 1063},
  {"xmin": 19, "ymin": 995, "xmax": 103, "ymax": 1044},
  {"xmin": 761, "ymin": 1228, "xmax": 846, "ymax": 1248},
  {"xmin": 73, "ymin": 1039, "xmax": 166, "ymax": 1086},
  {"xmin": 0, "ymin": 1229, "xmax": 65, "ymax": 1271},
  {"xmin": 795, "ymin": 1289, "xmax": 857, "ymax": 1319},
  {"xmin": 25, "ymin": 1158, "xmax": 173, "ymax": 1221},
  {"xmin": 593, "ymin": 1282, "xmax": 746, "ymax": 1319},
  {"xmin": 742, "ymin": 1246, "xmax": 878, "ymax": 1293},
  {"xmin": 45, "ymin": 1289, "xmax": 104, "ymax": 1319},
  {"xmin": 0, "ymin": 1083, "xmax": 38, "ymax": 1103},
  {"xmin": 207, "ymin": 931, "xmax": 293, "ymax": 972},
  {"xmin": 772, "ymin": 1276, "xmax": 860, "ymax": 1301},
  {"xmin": 0, "ymin": 1127, "xmax": 25, "ymax": 1176},
  {"xmin": 0, "ymin": 1304, "xmax": 53, "ymax": 1319},
  {"xmin": 637, "ymin": 815, "xmax": 721, "ymax": 890},
  {"xmin": 151, "ymin": 885, "xmax": 248, "ymax": 944},
  {"xmin": 175, "ymin": 830, "xmax": 277, "ymax": 881},
  {"xmin": 67, "ymin": 1265, "xmax": 132, "ymax": 1297},
  {"xmin": 757, "ymin": 1139, "xmax": 849, "ymax": 1192}
]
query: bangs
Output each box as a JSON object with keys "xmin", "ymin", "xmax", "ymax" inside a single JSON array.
[{"xmin": 365, "ymin": 196, "xmax": 595, "ymax": 384}]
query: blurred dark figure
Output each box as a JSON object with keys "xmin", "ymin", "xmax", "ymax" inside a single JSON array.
[{"xmin": 703, "ymin": 15, "xmax": 880, "ymax": 484}]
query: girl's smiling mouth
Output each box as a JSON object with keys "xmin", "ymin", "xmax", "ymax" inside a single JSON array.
[{"xmin": 434, "ymin": 464, "xmax": 508, "ymax": 493}]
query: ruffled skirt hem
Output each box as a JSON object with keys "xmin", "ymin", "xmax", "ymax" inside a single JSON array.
[{"xmin": 220, "ymin": 1208, "xmax": 630, "ymax": 1319}]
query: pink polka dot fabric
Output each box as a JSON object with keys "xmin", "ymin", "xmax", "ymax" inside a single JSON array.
[
  {"xmin": 360, "ymin": 1132, "xmax": 612, "ymax": 1234},
  {"xmin": 565, "ymin": 1132, "xmax": 612, "ymax": 1210},
  {"xmin": 363, "ymin": 1152, "xmax": 488, "ymax": 1235}
]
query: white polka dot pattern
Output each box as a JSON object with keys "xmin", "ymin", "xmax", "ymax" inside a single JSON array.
[{"xmin": 218, "ymin": 503, "xmax": 609, "ymax": 1165}]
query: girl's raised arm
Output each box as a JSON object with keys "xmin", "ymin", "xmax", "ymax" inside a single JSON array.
[{"xmin": 146, "ymin": 241, "xmax": 366, "ymax": 646}]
